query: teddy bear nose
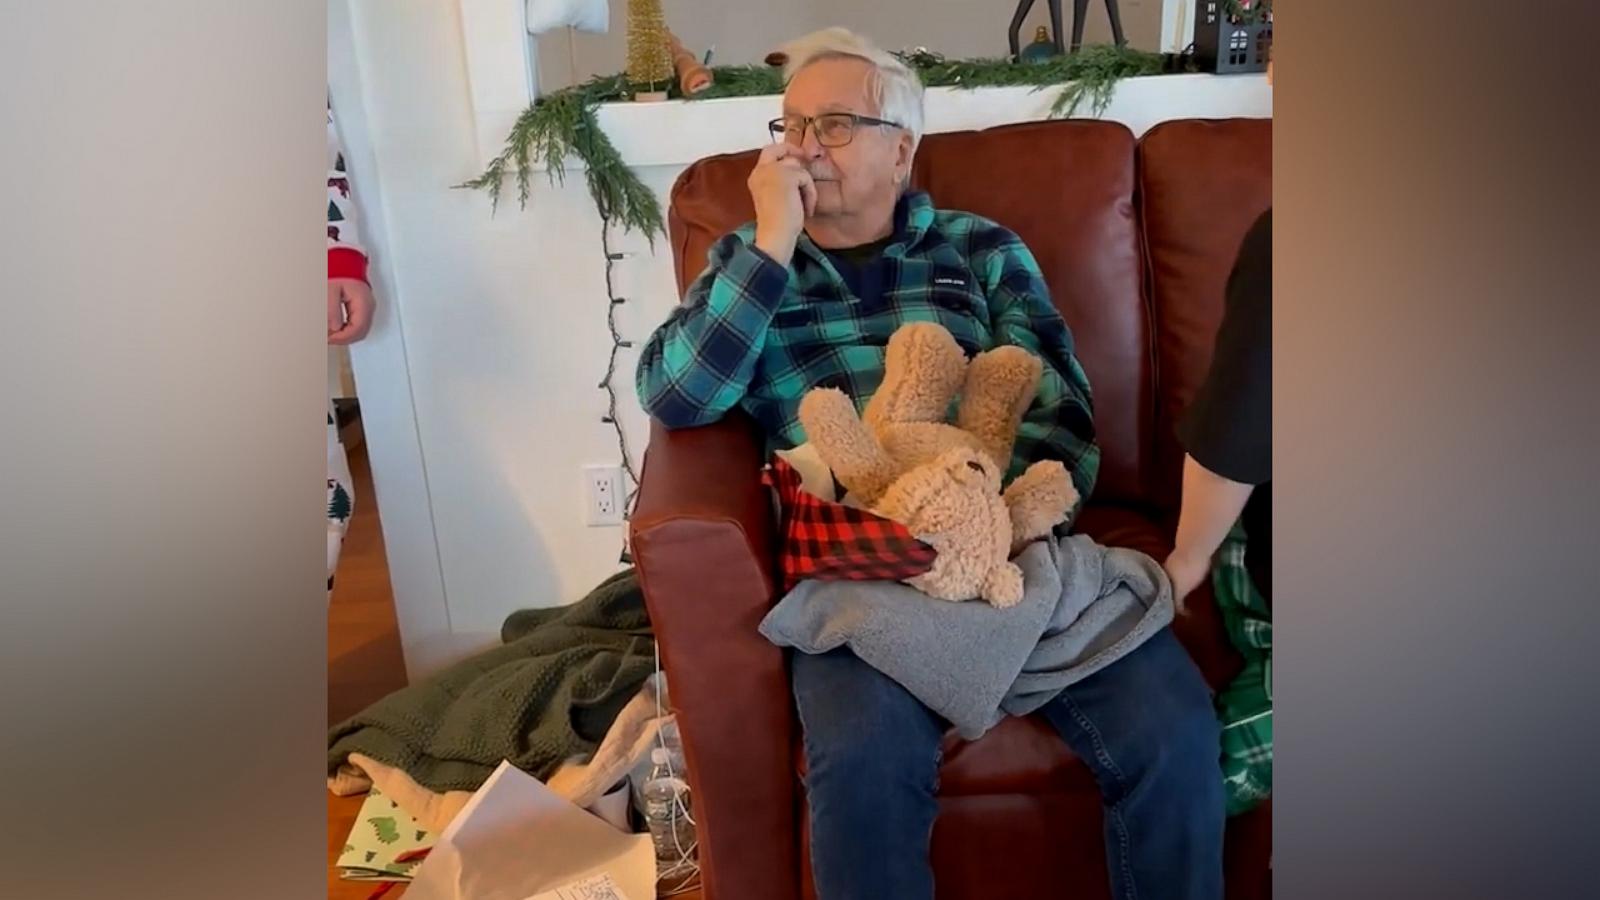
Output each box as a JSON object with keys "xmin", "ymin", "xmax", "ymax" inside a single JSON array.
[{"xmin": 965, "ymin": 460, "xmax": 986, "ymax": 475}]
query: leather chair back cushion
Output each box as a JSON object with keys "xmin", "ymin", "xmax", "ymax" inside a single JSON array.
[{"xmin": 1135, "ymin": 118, "xmax": 1272, "ymax": 504}]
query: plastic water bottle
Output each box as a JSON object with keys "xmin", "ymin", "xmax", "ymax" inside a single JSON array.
[
  {"xmin": 658, "ymin": 718, "xmax": 688, "ymax": 773},
  {"xmin": 641, "ymin": 747, "xmax": 695, "ymax": 864}
]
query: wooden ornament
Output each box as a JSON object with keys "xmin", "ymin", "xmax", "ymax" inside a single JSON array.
[{"xmin": 666, "ymin": 30, "xmax": 713, "ymax": 95}]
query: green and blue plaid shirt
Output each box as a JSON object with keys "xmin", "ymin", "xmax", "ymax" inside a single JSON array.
[{"xmin": 637, "ymin": 190, "xmax": 1100, "ymax": 498}]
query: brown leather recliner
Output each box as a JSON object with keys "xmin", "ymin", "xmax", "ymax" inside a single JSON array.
[{"xmin": 630, "ymin": 117, "xmax": 1272, "ymax": 900}]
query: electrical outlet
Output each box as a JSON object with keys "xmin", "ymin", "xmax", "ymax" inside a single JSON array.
[{"xmin": 583, "ymin": 465, "xmax": 625, "ymax": 527}]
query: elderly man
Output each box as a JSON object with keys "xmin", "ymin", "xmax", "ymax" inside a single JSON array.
[{"xmin": 637, "ymin": 28, "xmax": 1224, "ymax": 900}]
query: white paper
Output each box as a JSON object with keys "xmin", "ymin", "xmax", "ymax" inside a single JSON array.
[
  {"xmin": 405, "ymin": 760, "xmax": 655, "ymax": 900},
  {"xmin": 586, "ymin": 782, "xmax": 633, "ymax": 834},
  {"xmin": 523, "ymin": 872, "xmax": 627, "ymax": 900}
]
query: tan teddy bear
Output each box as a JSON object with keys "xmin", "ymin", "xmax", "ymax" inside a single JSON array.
[{"xmin": 797, "ymin": 322, "xmax": 1079, "ymax": 608}]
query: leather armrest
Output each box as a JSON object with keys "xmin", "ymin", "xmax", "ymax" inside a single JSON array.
[
  {"xmin": 629, "ymin": 414, "xmax": 799, "ymax": 900},
  {"xmin": 1073, "ymin": 503, "xmax": 1243, "ymax": 690}
]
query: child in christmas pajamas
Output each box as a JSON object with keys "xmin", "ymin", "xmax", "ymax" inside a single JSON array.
[{"xmin": 326, "ymin": 102, "xmax": 376, "ymax": 594}]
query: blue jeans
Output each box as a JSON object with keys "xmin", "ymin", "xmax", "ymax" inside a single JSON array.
[{"xmin": 792, "ymin": 627, "xmax": 1224, "ymax": 900}]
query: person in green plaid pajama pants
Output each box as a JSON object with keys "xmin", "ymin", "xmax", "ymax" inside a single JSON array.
[{"xmin": 1212, "ymin": 523, "xmax": 1272, "ymax": 815}]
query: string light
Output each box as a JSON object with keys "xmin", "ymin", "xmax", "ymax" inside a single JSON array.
[{"xmin": 596, "ymin": 212, "xmax": 641, "ymax": 563}]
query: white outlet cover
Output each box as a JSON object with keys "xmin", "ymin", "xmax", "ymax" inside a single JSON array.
[{"xmin": 583, "ymin": 465, "xmax": 625, "ymax": 527}]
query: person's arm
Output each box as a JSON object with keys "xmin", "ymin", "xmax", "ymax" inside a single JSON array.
[
  {"xmin": 981, "ymin": 233, "xmax": 1100, "ymax": 509},
  {"xmin": 1165, "ymin": 455, "xmax": 1254, "ymax": 603},
  {"xmin": 637, "ymin": 142, "xmax": 812, "ymax": 429},
  {"xmin": 327, "ymin": 103, "xmax": 374, "ymax": 345},
  {"xmin": 1166, "ymin": 210, "xmax": 1272, "ymax": 605},
  {"xmin": 635, "ymin": 232, "xmax": 789, "ymax": 428}
]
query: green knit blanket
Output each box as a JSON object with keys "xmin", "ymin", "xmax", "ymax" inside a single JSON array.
[{"xmin": 328, "ymin": 569, "xmax": 654, "ymax": 791}]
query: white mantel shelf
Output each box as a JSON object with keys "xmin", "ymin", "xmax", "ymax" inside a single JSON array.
[{"xmin": 480, "ymin": 73, "xmax": 1271, "ymax": 173}]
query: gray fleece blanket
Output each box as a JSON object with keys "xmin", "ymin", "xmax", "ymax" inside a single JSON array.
[{"xmin": 759, "ymin": 534, "xmax": 1174, "ymax": 740}]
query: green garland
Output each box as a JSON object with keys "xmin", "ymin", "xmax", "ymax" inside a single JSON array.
[
  {"xmin": 900, "ymin": 45, "xmax": 1168, "ymax": 118},
  {"xmin": 459, "ymin": 44, "xmax": 1172, "ymax": 240}
]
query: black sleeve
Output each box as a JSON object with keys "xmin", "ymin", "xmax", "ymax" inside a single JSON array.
[{"xmin": 1178, "ymin": 209, "xmax": 1271, "ymax": 486}]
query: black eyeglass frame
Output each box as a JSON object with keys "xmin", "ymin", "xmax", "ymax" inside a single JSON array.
[{"xmin": 766, "ymin": 112, "xmax": 905, "ymax": 148}]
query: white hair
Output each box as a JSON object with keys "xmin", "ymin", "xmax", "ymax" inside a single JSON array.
[{"xmin": 779, "ymin": 27, "xmax": 925, "ymax": 150}]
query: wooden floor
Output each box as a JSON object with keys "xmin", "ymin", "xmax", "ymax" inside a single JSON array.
[{"xmin": 325, "ymin": 424, "xmax": 701, "ymax": 899}]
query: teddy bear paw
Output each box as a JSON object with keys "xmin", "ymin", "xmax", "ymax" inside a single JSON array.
[
  {"xmin": 982, "ymin": 562, "xmax": 1026, "ymax": 609},
  {"xmin": 1005, "ymin": 459, "xmax": 1078, "ymax": 546}
]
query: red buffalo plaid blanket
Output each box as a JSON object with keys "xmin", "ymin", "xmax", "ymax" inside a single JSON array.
[{"xmin": 763, "ymin": 455, "xmax": 937, "ymax": 593}]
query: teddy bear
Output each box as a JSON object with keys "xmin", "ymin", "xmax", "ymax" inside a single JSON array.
[{"xmin": 797, "ymin": 322, "xmax": 1079, "ymax": 608}]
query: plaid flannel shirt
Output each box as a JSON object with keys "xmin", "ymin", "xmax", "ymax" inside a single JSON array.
[{"xmin": 637, "ymin": 190, "xmax": 1100, "ymax": 499}]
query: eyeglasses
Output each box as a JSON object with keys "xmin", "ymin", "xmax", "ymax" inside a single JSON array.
[{"xmin": 767, "ymin": 113, "xmax": 903, "ymax": 148}]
